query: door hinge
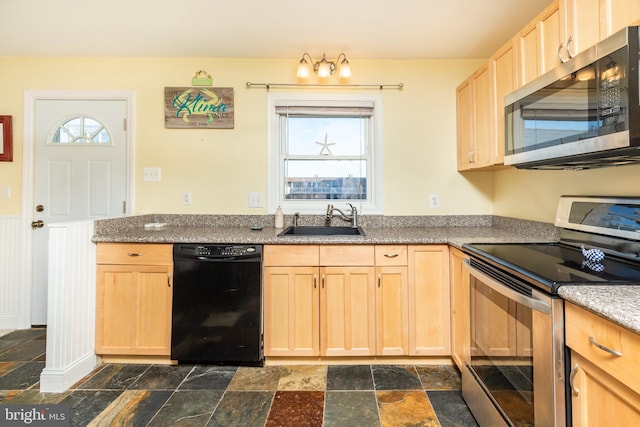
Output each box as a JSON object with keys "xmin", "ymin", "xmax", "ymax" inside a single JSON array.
[
  {"xmin": 123, "ymin": 118, "xmax": 127, "ymax": 131},
  {"xmin": 122, "ymin": 201, "xmax": 126, "ymax": 214}
]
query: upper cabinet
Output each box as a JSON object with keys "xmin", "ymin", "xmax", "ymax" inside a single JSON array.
[
  {"xmin": 515, "ymin": 1, "xmax": 562, "ymax": 87},
  {"xmin": 562, "ymin": 0, "xmax": 640, "ymax": 59},
  {"xmin": 456, "ymin": 0, "xmax": 640, "ymax": 171},
  {"xmin": 456, "ymin": 62, "xmax": 496, "ymax": 171}
]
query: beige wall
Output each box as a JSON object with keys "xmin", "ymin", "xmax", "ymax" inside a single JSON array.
[
  {"xmin": 492, "ymin": 165, "xmax": 640, "ymax": 223},
  {"xmin": 0, "ymin": 56, "xmax": 492, "ymax": 216}
]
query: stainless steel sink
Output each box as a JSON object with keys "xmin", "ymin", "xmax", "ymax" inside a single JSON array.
[{"xmin": 278, "ymin": 225, "xmax": 365, "ymax": 237}]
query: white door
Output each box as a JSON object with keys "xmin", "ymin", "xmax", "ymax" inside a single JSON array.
[{"xmin": 32, "ymin": 99, "xmax": 128, "ymax": 325}]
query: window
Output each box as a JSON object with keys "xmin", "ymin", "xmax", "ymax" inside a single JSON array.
[
  {"xmin": 268, "ymin": 94, "xmax": 383, "ymax": 214},
  {"xmin": 49, "ymin": 116, "xmax": 111, "ymax": 145}
]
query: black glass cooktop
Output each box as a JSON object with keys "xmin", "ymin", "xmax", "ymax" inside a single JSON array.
[{"xmin": 463, "ymin": 242, "xmax": 640, "ymax": 292}]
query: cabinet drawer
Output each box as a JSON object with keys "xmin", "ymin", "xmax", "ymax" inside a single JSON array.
[
  {"xmin": 96, "ymin": 243, "xmax": 173, "ymax": 265},
  {"xmin": 320, "ymin": 245, "xmax": 374, "ymax": 266},
  {"xmin": 375, "ymin": 245, "xmax": 408, "ymax": 266},
  {"xmin": 565, "ymin": 302, "xmax": 640, "ymax": 394},
  {"xmin": 264, "ymin": 245, "xmax": 319, "ymax": 266}
]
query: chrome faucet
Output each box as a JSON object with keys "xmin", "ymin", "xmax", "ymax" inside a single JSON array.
[
  {"xmin": 293, "ymin": 212, "xmax": 300, "ymax": 227},
  {"xmin": 325, "ymin": 203, "xmax": 358, "ymax": 228}
]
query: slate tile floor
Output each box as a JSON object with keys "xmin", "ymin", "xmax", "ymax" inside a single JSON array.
[{"xmin": 0, "ymin": 329, "xmax": 479, "ymax": 426}]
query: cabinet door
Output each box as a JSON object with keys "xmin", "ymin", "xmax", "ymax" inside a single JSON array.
[
  {"xmin": 449, "ymin": 248, "xmax": 470, "ymax": 370},
  {"xmin": 263, "ymin": 266, "xmax": 319, "ymax": 356},
  {"xmin": 539, "ymin": 1, "xmax": 562, "ymax": 74},
  {"xmin": 472, "ymin": 63, "xmax": 493, "ymax": 168},
  {"xmin": 491, "ymin": 38, "xmax": 517, "ymax": 165},
  {"xmin": 408, "ymin": 245, "xmax": 450, "ymax": 356},
  {"xmin": 562, "ymin": 0, "xmax": 600, "ymax": 57},
  {"xmin": 456, "ymin": 76, "xmax": 474, "ymax": 171},
  {"xmin": 96, "ymin": 265, "xmax": 172, "ymax": 355},
  {"xmin": 517, "ymin": 20, "xmax": 540, "ymax": 86},
  {"xmin": 570, "ymin": 352, "xmax": 640, "ymax": 426},
  {"xmin": 376, "ymin": 266, "xmax": 409, "ymax": 355},
  {"xmin": 320, "ymin": 267, "xmax": 375, "ymax": 356},
  {"xmin": 601, "ymin": 0, "xmax": 640, "ymax": 39}
]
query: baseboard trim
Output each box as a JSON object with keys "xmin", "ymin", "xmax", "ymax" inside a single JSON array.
[{"xmin": 39, "ymin": 352, "xmax": 99, "ymax": 393}]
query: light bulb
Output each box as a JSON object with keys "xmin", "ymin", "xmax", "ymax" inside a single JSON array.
[
  {"xmin": 297, "ymin": 61, "xmax": 311, "ymax": 79},
  {"xmin": 317, "ymin": 61, "xmax": 331, "ymax": 78},
  {"xmin": 339, "ymin": 62, "xmax": 351, "ymax": 79}
]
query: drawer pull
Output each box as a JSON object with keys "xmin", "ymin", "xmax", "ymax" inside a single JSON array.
[
  {"xmin": 384, "ymin": 253, "xmax": 399, "ymax": 258},
  {"xmin": 127, "ymin": 252, "xmax": 142, "ymax": 257},
  {"xmin": 589, "ymin": 336, "xmax": 622, "ymax": 357},
  {"xmin": 569, "ymin": 364, "xmax": 579, "ymax": 396}
]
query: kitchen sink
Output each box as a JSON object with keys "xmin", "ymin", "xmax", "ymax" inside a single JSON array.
[{"xmin": 278, "ymin": 225, "xmax": 365, "ymax": 237}]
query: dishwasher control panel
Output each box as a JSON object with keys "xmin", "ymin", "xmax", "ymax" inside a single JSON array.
[{"xmin": 174, "ymin": 243, "xmax": 262, "ymax": 259}]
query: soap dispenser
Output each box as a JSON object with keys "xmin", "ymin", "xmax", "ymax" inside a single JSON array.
[{"xmin": 275, "ymin": 206, "xmax": 284, "ymax": 228}]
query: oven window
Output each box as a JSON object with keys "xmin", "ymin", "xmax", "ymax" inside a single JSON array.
[{"xmin": 470, "ymin": 278, "xmax": 534, "ymax": 426}]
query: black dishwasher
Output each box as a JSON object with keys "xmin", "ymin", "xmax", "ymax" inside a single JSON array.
[{"xmin": 171, "ymin": 243, "xmax": 263, "ymax": 366}]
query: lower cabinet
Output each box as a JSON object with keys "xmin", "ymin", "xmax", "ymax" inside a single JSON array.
[
  {"xmin": 263, "ymin": 244, "xmax": 450, "ymax": 358},
  {"xmin": 449, "ymin": 247, "xmax": 469, "ymax": 369},
  {"xmin": 95, "ymin": 243, "xmax": 173, "ymax": 356},
  {"xmin": 565, "ymin": 302, "xmax": 640, "ymax": 425}
]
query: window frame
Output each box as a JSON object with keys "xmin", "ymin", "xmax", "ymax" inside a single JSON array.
[{"xmin": 267, "ymin": 93, "xmax": 384, "ymax": 215}]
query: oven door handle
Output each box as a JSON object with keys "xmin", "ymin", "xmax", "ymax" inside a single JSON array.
[{"xmin": 464, "ymin": 259, "xmax": 551, "ymax": 314}]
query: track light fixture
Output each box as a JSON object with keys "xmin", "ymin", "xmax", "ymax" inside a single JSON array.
[{"xmin": 296, "ymin": 53, "xmax": 351, "ymax": 79}]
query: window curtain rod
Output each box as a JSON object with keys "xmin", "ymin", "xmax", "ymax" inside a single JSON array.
[{"xmin": 246, "ymin": 82, "xmax": 404, "ymax": 91}]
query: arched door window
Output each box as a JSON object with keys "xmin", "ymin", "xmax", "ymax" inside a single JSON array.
[{"xmin": 49, "ymin": 116, "xmax": 111, "ymax": 145}]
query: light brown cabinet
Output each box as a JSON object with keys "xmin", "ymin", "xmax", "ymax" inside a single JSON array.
[
  {"xmin": 409, "ymin": 245, "xmax": 450, "ymax": 355},
  {"xmin": 515, "ymin": 0, "xmax": 562, "ymax": 86},
  {"xmin": 95, "ymin": 243, "xmax": 173, "ymax": 356},
  {"xmin": 449, "ymin": 247, "xmax": 470, "ymax": 370},
  {"xmin": 321, "ymin": 265, "xmax": 376, "ymax": 356},
  {"xmin": 456, "ymin": 62, "xmax": 493, "ymax": 170},
  {"xmin": 562, "ymin": 0, "xmax": 640, "ymax": 59},
  {"xmin": 263, "ymin": 244, "xmax": 450, "ymax": 358},
  {"xmin": 565, "ymin": 302, "xmax": 640, "ymax": 425}
]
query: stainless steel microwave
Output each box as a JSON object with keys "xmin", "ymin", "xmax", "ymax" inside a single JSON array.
[{"xmin": 504, "ymin": 26, "xmax": 640, "ymax": 170}]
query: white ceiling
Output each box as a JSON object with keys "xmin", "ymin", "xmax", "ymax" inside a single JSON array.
[{"xmin": 0, "ymin": 0, "xmax": 551, "ymax": 59}]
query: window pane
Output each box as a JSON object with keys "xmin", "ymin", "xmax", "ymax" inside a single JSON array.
[
  {"xmin": 287, "ymin": 117, "xmax": 365, "ymax": 156},
  {"xmin": 284, "ymin": 159, "xmax": 366, "ymax": 200}
]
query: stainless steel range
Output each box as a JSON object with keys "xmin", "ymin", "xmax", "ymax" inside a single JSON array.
[{"xmin": 462, "ymin": 196, "xmax": 640, "ymax": 426}]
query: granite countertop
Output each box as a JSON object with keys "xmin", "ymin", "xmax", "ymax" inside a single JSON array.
[
  {"xmin": 92, "ymin": 213, "xmax": 557, "ymax": 246},
  {"xmin": 558, "ymin": 286, "xmax": 640, "ymax": 335},
  {"xmin": 93, "ymin": 213, "xmax": 640, "ymax": 336}
]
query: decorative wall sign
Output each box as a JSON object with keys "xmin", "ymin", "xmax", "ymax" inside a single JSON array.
[
  {"xmin": 0, "ymin": 115, "xmax": 12, "ymax": 162},
  {"xmin": 164, "ymin": 87, "xmax": 234, "ymax": 129}
]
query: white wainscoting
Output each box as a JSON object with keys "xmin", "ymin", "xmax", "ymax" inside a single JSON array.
[
  {"xmin": 0, "ymin": 216, "xmax": 29, "ymax": 329},
  {"xmin": 39, "ymin": 220, "xmax": 98, "ymax": 393}
]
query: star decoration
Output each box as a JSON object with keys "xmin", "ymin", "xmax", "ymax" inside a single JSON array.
[{"xmin": 315, "ymin": 133, "xmax": 335, "ymax": 155}]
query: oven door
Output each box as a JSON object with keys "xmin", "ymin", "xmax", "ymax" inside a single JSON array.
[{"xmin": 462, "ymin": 258, "xmax": 566, "ymax": 427}]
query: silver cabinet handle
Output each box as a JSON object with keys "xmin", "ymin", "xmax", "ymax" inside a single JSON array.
[
  {"xmin": 167, "ymin": 273, "xmax": 171, "ymax": 287},
  {"xmin": 589, "ymin": 336, "xmax": 622, "ymax": 357},
  {"xmin": 322, "ymin": 274, "xmax": 325, "ymax": 289},
  {"xmin": 313, "ymin": 274, "xmax": 317, "ymax": 289},
  {"xmin": 569, "ymin": 364, "xmax": 579, "ymax": 396},
  {"xmin": 127, "ymin": 252, "xmax": 142, "ymax": 257},
  {"xmin": 378, "ymin": 273, "xmax": 381, "ymax": 288},
  {"xmin": 384, "ymin": 253, "xmax": 399, "ymax": 258}
]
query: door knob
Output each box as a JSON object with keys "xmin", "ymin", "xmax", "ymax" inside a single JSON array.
[{"xmin": 31, "ymin": 220, "xmax": 44, "ymax": 229}]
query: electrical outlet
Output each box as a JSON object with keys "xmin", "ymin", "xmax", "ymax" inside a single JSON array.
[
  {"xmin": 429, "ymin": 193, "xmax": 440, "ymax": 208},
  {"xmin": 182, "ymin": 191, "xmax": 191, "ymax": 205},
  {"xmin": 143, "ymin": 167, "xmax": 161, "ymax": 182},
  {"xmin": 1, "ymin": 185, "xmax": 10, "ymax": 199},
  {"xmin": 248, "ymin": 192, "xmax": 264, "ymax": 208}
]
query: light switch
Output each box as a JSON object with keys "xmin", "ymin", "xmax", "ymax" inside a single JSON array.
[{"xmin": 143, "ymin": 167, "xmax": 161, "ymax": 182}]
